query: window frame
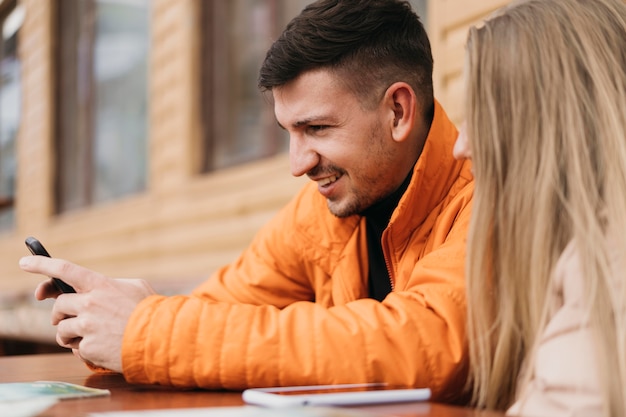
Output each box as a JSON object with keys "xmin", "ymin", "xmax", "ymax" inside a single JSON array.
[
  {"xmin": 0, "ymin": 0, "xmax": 22, "ymax": 229},
  {"xmin": 200, "ymin": 0, "xmax": 287, "ymax": 173},
  {"xmin": 53, "ymin": 0, "xmax": 150, "ymax": 213}
]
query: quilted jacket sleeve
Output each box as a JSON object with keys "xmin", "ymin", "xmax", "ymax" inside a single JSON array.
[
  {"xmin": 506, "ymin": 244, "xmax": 603, "ymax": 416},
  {"xmin": 121, "ymin": 178, "xmax": 472, "ymax": 402}
]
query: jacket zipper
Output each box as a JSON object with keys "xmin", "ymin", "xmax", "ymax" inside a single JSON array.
[{"xmin": 382, "ymin": 228, "xmax": 395, "ymax": 292}]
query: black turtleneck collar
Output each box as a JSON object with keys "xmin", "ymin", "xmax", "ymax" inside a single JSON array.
[{"xmin": 362, "ymin": 169, "xmax": 413, "ymax": 301}]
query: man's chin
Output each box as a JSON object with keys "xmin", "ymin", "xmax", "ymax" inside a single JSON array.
[{"xmin": 326, "ymin": 199, "xmax": 360, "ymax": 218}]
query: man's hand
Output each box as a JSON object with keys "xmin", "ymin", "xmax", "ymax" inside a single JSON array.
[{"xmin": 19, "ymin": 255, "xmax": 155, "ymax": 373}]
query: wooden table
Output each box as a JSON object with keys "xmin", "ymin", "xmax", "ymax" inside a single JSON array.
[{"xmin": 0, "ymin": 353, "xmax": 505, "ymax": 417}]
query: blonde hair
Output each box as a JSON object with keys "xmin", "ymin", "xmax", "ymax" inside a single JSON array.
[{"xmin": 464, "ymin": 0, "xmax": 626, "ymax": 414}]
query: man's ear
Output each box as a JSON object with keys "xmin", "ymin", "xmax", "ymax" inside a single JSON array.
[{"xmin": 383, "ymin": 82, "xmax": 417, "ymax": 143}]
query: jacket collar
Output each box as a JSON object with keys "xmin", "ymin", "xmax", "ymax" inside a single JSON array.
[{"xmin": 388, "ymin": 100, "xmax": 472, "ymax": 241}]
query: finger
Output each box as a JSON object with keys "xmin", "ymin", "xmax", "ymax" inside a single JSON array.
[
  {"xmin": 19, "ymin": 256, "xmax": 104, "ymax": 293},
  {"xmin": 56, "ymin": 317, "xmax": 83, "ymax": 348},
  {"xmin": 72, "ymin": 348, "xmax": 86, "ymax": 362},
  {"xmin": 71, "ymin": 348, "xmax": 101, "ymax": 372},
  {"xmin": 51, "ymin": 294, "xmax": 80, "ymax": 325},
  {"xmin": 34, "ymin": 279, "xmax": 62, "ymax": 300},
  {"xmin": 56, "ymin": 333, "xmax": 81, "ymax": 350}
]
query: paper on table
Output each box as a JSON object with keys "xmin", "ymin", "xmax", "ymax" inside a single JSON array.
[
  {"xmin": 0, "ymin": 396, "xmax": 58, "ymax": 417},
  {"xmin": 0, "ymin": 381, "xmax": 110, "ymax": 401},
  {"xmin": 0, "ymin": 380, "xmax": 110, "ymax": 417},
  {"xmin": 88, "ymin": 405, "xmax": 378, "ymax": 417}
]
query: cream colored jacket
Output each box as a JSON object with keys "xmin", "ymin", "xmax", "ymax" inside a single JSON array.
[{"xmin": 508, "ymin": 242, "xmax": 614, "ymax": 416}]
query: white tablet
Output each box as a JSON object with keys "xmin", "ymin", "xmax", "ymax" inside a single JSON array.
[{"xmin": 242, "ymin": 383, "xmax": 431, "ymax": 407}]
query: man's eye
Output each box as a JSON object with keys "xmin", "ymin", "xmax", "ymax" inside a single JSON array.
[{"xmin": 307, "ymin": 125, "xmax": 327, "ymax": 133}]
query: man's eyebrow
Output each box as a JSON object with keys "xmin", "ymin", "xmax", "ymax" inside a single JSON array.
[{"xmin": 277, "ymin": 115, "xmax": 333, "ymax": 130}]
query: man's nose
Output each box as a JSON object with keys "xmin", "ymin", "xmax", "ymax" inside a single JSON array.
[{"xmin": 289, "ymin": 134, "xmax": 320, "ymax": 177}]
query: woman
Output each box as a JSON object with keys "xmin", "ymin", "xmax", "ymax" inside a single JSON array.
[{"xmin": 453, "ymin": 0, "xmax": 626, "ymax": 415}]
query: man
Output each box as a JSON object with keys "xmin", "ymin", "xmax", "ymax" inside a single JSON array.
[{"xmin": 20, "ymin": 0, "xmax": 473, "ymax": 402}]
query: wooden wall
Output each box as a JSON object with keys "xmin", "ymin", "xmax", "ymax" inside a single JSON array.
[{"xmin": 430, "ymin": 0, "xmax": 508, "ymax": 125}]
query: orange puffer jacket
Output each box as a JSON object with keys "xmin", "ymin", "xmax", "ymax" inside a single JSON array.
[{"xmin": 122, "ymin": 101, "xmax": 474, "ymax": 402}]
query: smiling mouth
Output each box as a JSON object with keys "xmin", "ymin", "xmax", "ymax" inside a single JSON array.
[{"xmin": 317, "ymin": 175, "xmax": 339, "ymax": 187}]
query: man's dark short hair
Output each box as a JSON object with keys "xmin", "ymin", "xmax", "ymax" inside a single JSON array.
[{"xmin": 258, "ymin": 0, "xmax": 434, "ymax": 116}]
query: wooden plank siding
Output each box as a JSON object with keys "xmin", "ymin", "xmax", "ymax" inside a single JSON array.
[{"xmin": 430, "ymin": 0, "xmax": 508, "ymax": 124}]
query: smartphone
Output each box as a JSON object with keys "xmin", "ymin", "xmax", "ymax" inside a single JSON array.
[
  {"xmin": 24, "ymin": 236, "xmax": 76, "ymax": 293},
  {"xmin": 242, "ymin": 383, "xmax": 431, "ymax": 407}
]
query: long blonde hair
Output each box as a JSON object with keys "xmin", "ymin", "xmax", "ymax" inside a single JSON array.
[{"xmin": 464, "ymin": 0, "xmax": 626, "ymax": 414}]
